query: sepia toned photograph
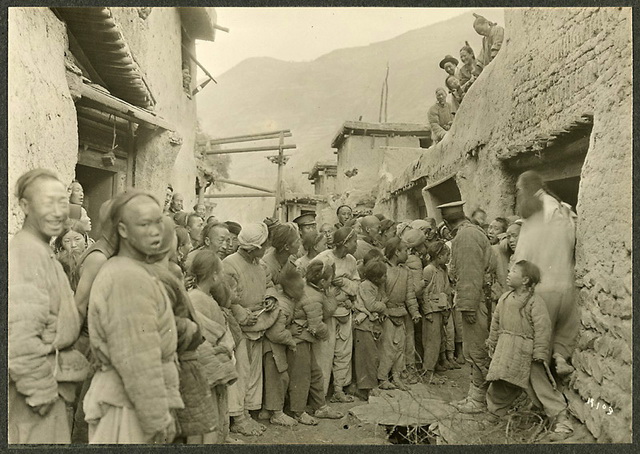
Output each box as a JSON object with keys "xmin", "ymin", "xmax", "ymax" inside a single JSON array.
[{"xmin": 6, "ymin": 5, "xmax": 632, "ymax": 446}]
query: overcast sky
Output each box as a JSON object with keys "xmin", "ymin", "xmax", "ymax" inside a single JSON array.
[{"xmin": 196, "ymin": 7, "xmax": 494, "ymax": 78}]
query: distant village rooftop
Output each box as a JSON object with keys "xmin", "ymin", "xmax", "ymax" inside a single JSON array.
[
  {"xmin": 304, "ymin": 160, "xmax": 337, "ymax": 181},
  {"xmin": 331, "ymin": 121, "xmax": 432, "ymax": 149}
]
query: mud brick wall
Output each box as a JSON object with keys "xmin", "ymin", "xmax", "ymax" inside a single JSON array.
[
  {"xmin": 8, "ymin": 8, "xmax": 79, "ymax": 236},
  {"xmin": 380, "ymin": 7, "xmax": 631, "ymax": 442},
  {"xmin": 507, "ymin": 8, "xmax": 632, "ymax": 443},
  {"xmin": 110, "ymin": 7, "xmax": 202, "ymax": 208}
]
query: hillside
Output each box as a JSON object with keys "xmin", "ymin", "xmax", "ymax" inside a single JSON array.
[{"xmin": 196, "ymin": 9, "xmax": 504, "ymax": 223}]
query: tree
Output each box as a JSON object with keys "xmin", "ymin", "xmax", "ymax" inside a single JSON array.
[{"xmin": 195, "ymin": 122, "xmax": 231, "ymax": 191}]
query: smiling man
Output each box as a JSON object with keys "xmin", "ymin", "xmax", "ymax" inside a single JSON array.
[
  {"xmin": 82, "ymin": 190, "xmax": 183, "ymax": 443},
  {"xmin": 9, "ymin": 169, "xmax": 82, "ymax": 444}
]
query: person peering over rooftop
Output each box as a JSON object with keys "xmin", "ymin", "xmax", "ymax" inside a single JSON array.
[{"xmin": 473, "ymin": 13, "xmax": 505, "ymax": 67}]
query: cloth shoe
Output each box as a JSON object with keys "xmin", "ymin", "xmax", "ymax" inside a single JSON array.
[
  {"xmin": 314, "ymin": 406, "xmax": 344, "ymax": 419},
  {"xmin": 446, "ymin": 352, "xmax": 461, "ymax": 369}
]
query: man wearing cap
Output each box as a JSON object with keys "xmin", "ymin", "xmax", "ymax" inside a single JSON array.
[
  {"xmin": 428, "ymin": 88, "xmax": 454, "ymax": 144},
  {"xmin": 439, "ymin": 55, "xmax": 459, "ymax": 77},
  {"xmin": 84, "ymin": 190, "xmax": 183, "ymax": 443},
  {"xmin": 222, "ymin": 223, "xmax": 275, "ymax": 436},
  {"xmin": 293, "ymin": 213, "xmax": 318, "ymax": 258},
  {"xmin": 223, "ymin": 221, "xmax": 242, "ymax": 258},
  {"xmin": 9, "ymin": 169, "xmax": 82, "ymax": 444},
  {"xmin": 473, "ymin": 13, "xmax": 505, "ymax": 67},
  {"xmin": 438, "ymin": 200, "xmax": 492, "ymax": 413},
  {"xmin": 354, "ymin": 215, "xmax": 382, "ymax": 265}
]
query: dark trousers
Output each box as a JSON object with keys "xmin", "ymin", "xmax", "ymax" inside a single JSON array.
[
  {"xmin": 354, "ymin": 329, "xmax": 379, "ymax": 390},
  {"xmin": 71, "ymin": 376, "xmax": 92, "ymax": 443},
  {"xmin": 287, "ymin": 341, "xmax": 325, "ymax": 413},
  {"xmin": 263, "ymin": 351, "xmax": 289, "ymax": 411}
]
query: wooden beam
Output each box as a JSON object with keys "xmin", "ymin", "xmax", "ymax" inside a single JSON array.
[
  {"xmin": 79, "ymin": 83, "xmax": 174, "ymax": 131},
  {"xmin": 202, "ymin": 130, "xmax": 292, "ymax": 146},
  {"xmin": 205, "ymin": 144, "xmax": 296, "ymax": 155},
  {"xmin": 204, "ymin": 193, "xmax": 276, "ymax": 198},
  {"xmin": 215, "ymin": 178, "xmax": 275, "ymax": 193},
  {"xmin": 503, "ymin": 135, "xmax": 590, "ymax": 171},
  {"xmin": 181, "ymin": 43, "xmax": 217, "ymax": 84}
]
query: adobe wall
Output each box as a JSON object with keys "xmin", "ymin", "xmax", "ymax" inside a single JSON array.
[
  {"xmin": 8, "ymin": 7, "xmax": 79, "ymax": 236},
  {"xmin": 110, "ymin": 7, "xmax": 199, "ymax": 208},
  {"xmin": 380, "ymin": 7, "xmax": 631, "ymax": 442},
  {"xmin": 336, "ymin": 135, "xmax": 420, "ymax": 200}
]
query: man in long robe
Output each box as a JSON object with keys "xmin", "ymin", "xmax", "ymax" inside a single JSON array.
[{"xmin": 9, "ymin": 169, "xmax": 82, "ymax": 444}]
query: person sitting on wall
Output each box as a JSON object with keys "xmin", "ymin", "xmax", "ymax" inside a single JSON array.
[
  {"xmin": 458, "ymin": 41, "xmax": 484, "ymax": 93},
  {"xmin": 446, "ymin": 75, "xmax": 465, "ymax": 112},
  {"xmin": 439, "ymin": 54, "xmax": 459, "ymax": 78},
  {"xmin": 428, "ymin": 88, "xmax": 454, "ymax": 144},
  {"xmin": 169, "ymin": 192, "xmax": 184, "ymax": 215},
  {"xmin": 473, "ymin": 13, "xmax": 505, "ymax": 67},
  {"xmin": 335, "ymin": 205, "xmax": 354, "ymax": 230}
]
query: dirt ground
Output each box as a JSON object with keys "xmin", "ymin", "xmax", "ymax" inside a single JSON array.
[
  {"xmin": 231, "ymin": 366, "xmax": 470, "ymax": 445},
  {"xmin": 231, "ymin": 364, "xmax": 593, "ymax": 445}
]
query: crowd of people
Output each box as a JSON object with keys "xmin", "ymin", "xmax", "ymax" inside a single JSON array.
[
  {"xmin": 428, "ymin": 13, "xmax": 505, "ymax": 144},
  {"xmin": 9, "ymin": 166, "xmax": 580, "ymax": 444}
]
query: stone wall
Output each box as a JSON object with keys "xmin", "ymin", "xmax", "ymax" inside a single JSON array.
[
  {"xmin": 379, "ymin": 7, "xmax": 631, "ymax": 442},
  {"xmin": 8, "ymin": 8, "xmax": 79, "ymax": 236},
  {"xmin": 110, "ymin": 7, "xmax": 200, "ymax": 208}
]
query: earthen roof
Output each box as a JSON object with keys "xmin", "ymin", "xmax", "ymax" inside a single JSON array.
[
  {"xmin": 305, "ymin": 161, "xmax": 338, "ymax": 180},
  {"xmin": 178, "ymin": 7, "xmax": 218, "ymax": 42},
  {"xmin": 55, "ymin": 7, "xmax": 155, "ymax": 108},
  {"xmin": 331, "ymin": 121, "xmax": 432, "ymax": 149}
]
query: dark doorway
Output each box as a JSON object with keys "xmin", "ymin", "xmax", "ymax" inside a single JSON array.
[
  {"xmin": 424, "ymin": 176, "xmax": 463, "ymax": 221},
  {"xmin": 427, "ymin": 177, "xmax": 462, "ymax": 206},
  {"xmin": 75, "ymin": 164, "xmax": 116, "ymax": 240},
  {"xmin": 545, "ymin": 176, "xmax": 580, "ymax": 213}
]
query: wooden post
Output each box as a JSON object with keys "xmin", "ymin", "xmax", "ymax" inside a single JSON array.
[
  {"xmin": 274, "ymin": 131, "xmax": 285, "ymax": 221},
  {"xmin": 198, "ymin": 182, "xmax": 205, "ymax": 205}
]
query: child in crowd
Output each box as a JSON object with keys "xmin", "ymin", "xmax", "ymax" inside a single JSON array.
[
  {"xmin": 353, "ymin": 260, "xmax": 389, "ymax": 399},
  {"xmin": 422, "ymin": 241, "xmax": 457, "ymax": 385},
  {"xmin": 189, "ymin": 250, "xmax": 239, "ymax": 443},
  {"xmin": 261, "ymin": 268, "xmax": 302, "ymax": 427},
  {"xmin": 295, "ymin": 232, "xmax": 328, "ymax": 276},
  {"xmin": 486, "ymin": 260, "xmax": 573, "ymax": 435},
  {"xmin": 288, "ymin": 261, "xmax": 343, "ymax": 425},
  {"xmin": 378, "ymin": 238, "xmax": 421, "ymax": 390}
]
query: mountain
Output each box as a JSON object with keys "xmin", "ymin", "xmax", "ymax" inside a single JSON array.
[{"xmin": 196, "ymin": 9, "xmax": 504, "ymax": 223}]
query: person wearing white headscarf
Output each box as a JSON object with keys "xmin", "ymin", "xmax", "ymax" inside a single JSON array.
[{"xmin": 222, "ymin": 222, "xmax": 273, "ymax": 437}]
